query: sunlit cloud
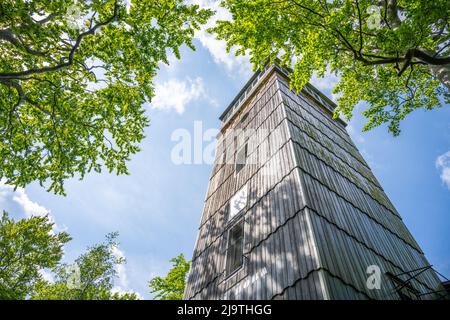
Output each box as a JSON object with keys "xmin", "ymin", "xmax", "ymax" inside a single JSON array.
[
  {"xmin": 436, "ymin": 151, "xmax": 450, "ymax": 190},
  {"xmin": 151, "ymin": 77, "xmax": 216, "ymax": 114},
  {"xmin": 190, "ymin": 0, "xmax": 252, "ymax": 77},
  {"xmin": 0, "ymin": 180, "xmax": 66, "ymax": 233}
]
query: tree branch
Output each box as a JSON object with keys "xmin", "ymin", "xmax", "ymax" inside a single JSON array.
[
  {"xmin": 0, "ymin": 2, "xmax": 119, "ymax": 80},
  {"xmin": 385, "ymin": 0, "xmax": 402, "ymax": 28},
  {"xmin": 0, "ymin": 29, "xmax": 47, "ymax": 56},
  {"xmin": 355, "ymin": 0, "xmax": 364, "ymax": 55},
  {"xmin": 33, "ymin": 13, "xmax": 54, "ymax": 25}
]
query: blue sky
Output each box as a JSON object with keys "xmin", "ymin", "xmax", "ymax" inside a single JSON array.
[{"xmin": 1, "ymin": 1, "xmax": 449, "ymax": 299}]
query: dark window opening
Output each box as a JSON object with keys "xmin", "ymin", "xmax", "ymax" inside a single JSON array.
[
  {"xmin": 240, "ymin": 112, "xmax": 249, "ymax": 125},
  {"xmin": 225, "ymin": 221, "xmax": 244, "ymax": 276},
  {"xmin": 235, "ymin": 143, "xmax": 247, "ymax": 173}
]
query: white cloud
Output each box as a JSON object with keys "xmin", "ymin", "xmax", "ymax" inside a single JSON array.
[
  {"xmin": 436, "ymin": 151, "xmax": 450, "ymax": 189},
  {"xmin": 112, "ymin": 245, "xmax": 129, "ymax": 289},
  {"xmin": 151, "ymin": 77, "xmax": 216, "ymax": 114},
  {"xmin": 12, "ymin": 189, "xmax": 48, "ymax": 218},
  {"xmin": 110, "ymin": 245, "xmax": 144, "ymax": 299},
  {"xmin": 0, "ymin": 180, "xmax": 65, "ymax": 233},
  {"xmin": 190, "ymin": 0, "xmax": 251, "ymax": 77},
  {"xmin": 39, "ymin": 269, "xmax": 55, "ymax": 283}
]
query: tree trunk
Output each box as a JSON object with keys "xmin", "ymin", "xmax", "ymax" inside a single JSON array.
[
  {"xmin": 423, "ymin": 49, "xmax": 450, "ymax": 91},
  {"xmin": 386, "ymin": 0, "xmax": 401, "ymax": 29},
  {"xmin": 429, "ymin": 64, "xmax": 450, "ymax": 91}
]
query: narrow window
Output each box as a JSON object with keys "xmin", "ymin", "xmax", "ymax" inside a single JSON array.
[
  {"xmin": 240, "ymin": 112, "xmax": 249, "ymax": 125},
  {"xmin": 226, "ymin": 220, "xmax": 244, "ymax": 276},
  {"xmin": 235, "ymin": 143, "xmax": 247, "ymax": 173}
]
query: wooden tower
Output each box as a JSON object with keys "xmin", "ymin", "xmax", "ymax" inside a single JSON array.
[{"xmin": 183, "ymin": 63, "xmax": 445, "ymax": 300}]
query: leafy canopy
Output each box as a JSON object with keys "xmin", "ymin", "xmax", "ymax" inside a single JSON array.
[
  {"xmin": 148, "ymin": 253, "xmax": 190, "ymax": 300},
  {"xmin": 213, "ymin": 0, "xmax": 450, "ymax": 135},
  {"xmin": 31, "ymin": 232, "xmax": 138, "ymax": 300},
  {"xmin": 0, "ymin": 0, "xmax": 213, "ymax": 194},
  {"xmin": 0, "ymin": 212, "xmax": 137, "ymax": 300},
  {"xmin": 0, "ymin": 211, "xmax": 71, "ymax": 299}
]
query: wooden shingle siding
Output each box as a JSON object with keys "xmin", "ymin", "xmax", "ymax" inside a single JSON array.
[
  {"xmin": 319, "ymin": 271, "xmax": 370, "ymax": 300},
  {"xmin": 294, "ymin": 146, "xmax": 419, "ymax": 248},
  {"xmin": 307, "ymin": 210, "xmax": 440, "ymax": 299},
  {"xmin": 184, "ymin": 65, "xmax": 445, "ymax": 300},
  {"xmin": 285, "ymin": 103, "xmax": 381, "ymax": 192},
  {"xmin": 278, "ymin": 79, "xmax": 349, "ymax": 145}
]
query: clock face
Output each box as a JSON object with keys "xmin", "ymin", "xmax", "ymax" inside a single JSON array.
[{"xmin": 229, "ymin": 185, "xmax": 248, "ymax": 220}]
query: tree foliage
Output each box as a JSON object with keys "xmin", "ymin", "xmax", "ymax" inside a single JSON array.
[
  {"xmin": 213, "ymin": 0, "xmax": 450, "ymax": 135},
  {"xmin": 31, "ymin": 232, "xmax": 137, "ymax": 300},
  {"xmin": 0, "ymin": 0, "xmax": 213, "ymax": 194},
  {"xmin": 0, "ymin": 211, "xmax": 71, "ymax": 299},
  {"xmin": 148, "ymin": 253, "xmax": 190, "ymax": 300},
  {"xmin": 0, "ymin": 213, "xmax": 136, "ymax": 300}
]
